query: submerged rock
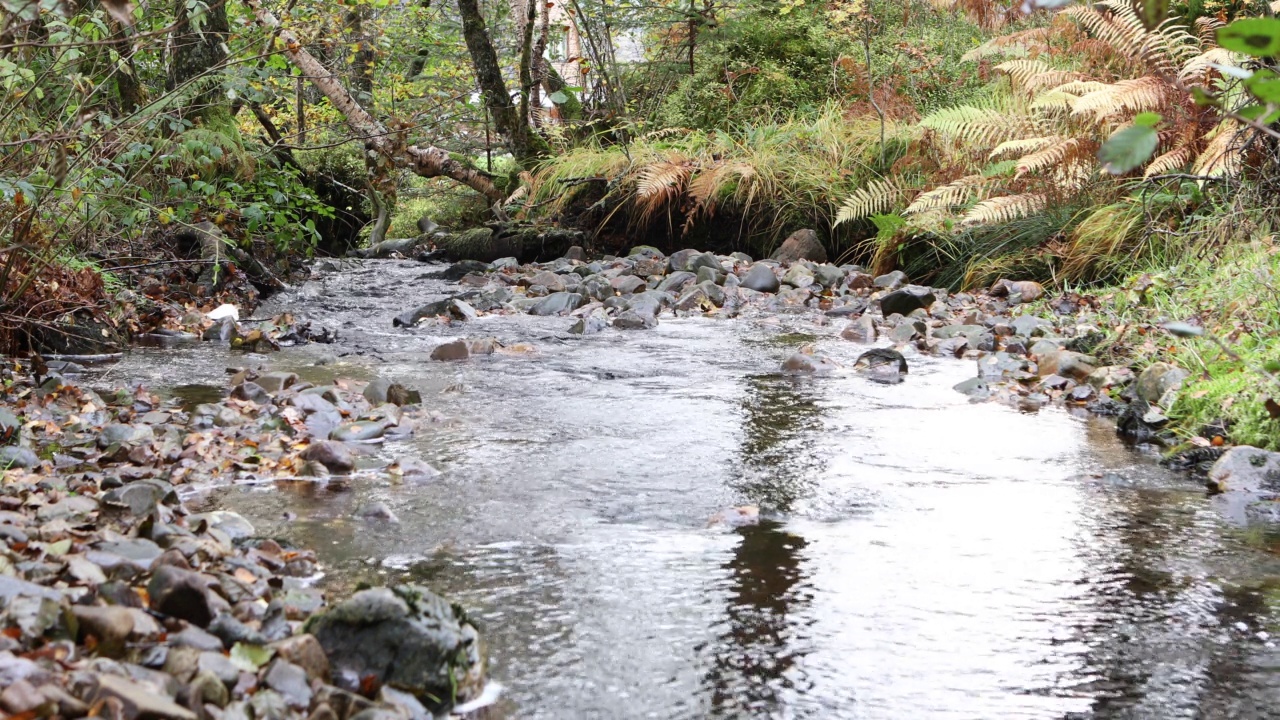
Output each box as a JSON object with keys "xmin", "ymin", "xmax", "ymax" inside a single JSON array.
[
  {"xmin": 781, "ymin": 352, "xmax": 837, "ymax": 374},
  {"xmin": 854, "ymin": 348, "xmax": 908, "ymax": 384},
  {"xmin": 1209, "ymin": 447, "xmax": 1280, "ymax": 525},
  {"xmin": 306, "ymin": 586, "xmax": 484, "ymax": 710}
]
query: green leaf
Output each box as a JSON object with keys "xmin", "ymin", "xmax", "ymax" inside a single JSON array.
[
  {"xmin": 229, "ymin": 643, "xmax": 275, "ymax": 672},
  {"xmin": 870, "ymin": 213, "xmax": 906, "ymax": 240},
  {"xmin": 1098, "ymin": 125, "xmax": 1158, "ymax": 175},
  {"xmin": 548, "ymin": 90, "xmax": 569, "ymax": 104},
  {"xmin": 1218, "ymin": 18, "xmax": 1280, "ymax": 57},
  {"xmin": 1236, "ymin": 104, "xmax": 1280, "ymax": 123},
  {"xmin": 1132, "ymin": 112, "xmax": 1162, "ymax": 128},
  {"xmin": 1246, "ymin": 69, "xmax": 1280, "ymax": 103}
]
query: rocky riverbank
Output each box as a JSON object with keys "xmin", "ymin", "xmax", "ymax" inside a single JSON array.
[{"xmin": 0, "ymin": 362, "xmax": 488, "ymax": 720}]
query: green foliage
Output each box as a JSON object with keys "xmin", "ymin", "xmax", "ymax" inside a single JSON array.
[{"xmin": 656, "ymin": 3, "xmax": 849, "ymax": 129}]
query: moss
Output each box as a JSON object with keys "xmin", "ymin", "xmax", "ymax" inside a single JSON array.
[{"xmin": 1168, "ymin": 344, "xmax": 1280, "ymax": 449}]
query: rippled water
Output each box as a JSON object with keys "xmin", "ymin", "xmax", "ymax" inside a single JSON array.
[{"xmin": 109, "ymin": 260, "xmax": 1280, "ymax": 719}]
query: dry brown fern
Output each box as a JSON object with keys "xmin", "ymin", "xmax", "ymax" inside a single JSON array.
[
  {"xmin": 1015, "ymin": 137, "xmax": 1091, "ymax": 177},
  {"xmin": 1192, "ymin": 120, "xmax": 1248, "ymax": 180},
  {"xmin": 903, "ymin": 174, "xmax": 988, "ymax": 215},
  {"xmin": 960, "ymin": 193, "xmax": 1048, "ymax": 226},
  {"xmin": 1071, "ymin": 77, "xmax": 1175, "ymax": 121}
]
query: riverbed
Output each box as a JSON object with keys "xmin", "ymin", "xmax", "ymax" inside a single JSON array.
[{"xmin": 104, "ymin": 260, "xmax": 1280, "ymax": 719}]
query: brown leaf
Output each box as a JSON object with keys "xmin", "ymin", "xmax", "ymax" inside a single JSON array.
[{"xmin": 1266, "ymin": 398, "xmax": 1280, "ymax": 419}]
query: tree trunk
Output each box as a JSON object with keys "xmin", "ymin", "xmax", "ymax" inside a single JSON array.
[
  {"xmin": 456, "ymin": 0, "xmax": 547, "ymax": 166},
  {"xmin": 530, "ymin": 0, "xmax": 550, "ymax": 125},
  {"xmin": 245, "ymin": 0, "xmax": 503, "ymax": 203},
  {"xmin": 345, "ymin": 6, "xmax": 375, "ymax": 105},
  {"xmin": 167, "ymin": 0, "xmax": 230, "ymax": 116},
  {"xmin": 112, "ymin": 21, "xmax": 142, "ymax": 112}
]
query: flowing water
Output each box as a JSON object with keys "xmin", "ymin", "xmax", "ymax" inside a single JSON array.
[{"xmin": 106, "ymin": 260, "xmax": 1280, "ymax": 719}]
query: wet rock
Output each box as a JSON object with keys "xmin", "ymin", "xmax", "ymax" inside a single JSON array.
[
  {"xmin": 1209, "ymin": 447, "xmax": 1280, "ymax": 525},
  {"xmin": 873, "ymin": 271, "xmax": 906, "ymax": 290},
  {"xmin": 891, "ymin": 322, "xmax": 924, "ymax": 343},
  {"xmin": 854, "ymin": 348, "xmax": 908, "ymax": 384},
  {"xmin": 657, "ymin": 271, "xmax": 698, "ymax": 295},
  {"xmin": 878, "ymin": 286, "xmax": 935, "ymax": 318},
  {"xmin": 569, "ymin": 309, "xmax": 609, "ymax": 335},
  {"xmin": 610, "ymin": 275, "xmax": 646, "ymax": 295},
  {"xmin": 781, "ymin": 352, "xmax": 837, "ymax": 374},
  {"xmin": 229, "ymin": 382, "xmax": 270, "ymax": 404},
  {"xmin": 523, "ymin": 271, "xmax": 565, "ymax": 293},
  {"xmin": 933, "ymin": 324, "xmax": 984, "ymax": 340},
  {"xmin": 148, "ymin": 566, "xmax": 218, "ymax": 627},
  {"xmin": 429, "ymin": 340, "xmax": 469, "ymax": 361},
  {"xmin": 189, "ymin": 669, "xmax": 229, "ymax": 708},
  {"xmin": 666, "ymin": 249, "xmax": 699, "ymax": 272},
  {"xmin": 529, "ymin": 292, "xmax": 585, "ymax": 317},
  {"xmin": 563, "ymin": 246, "xmax": 585, "ymax": 262},
  {"xmin": 840, "ymin": 316, "xmax": 876, "ymax": 343},
  {"xmin": 977, "ymin": 351, "xmax": 1030, "ymax": 379},
  {"xmin": 466, "ymin": 338, "xmax": 500, "ymax": 355},
  {"xmin": 953, "ymin": 376, "xmax": 991, "ymax": 399},
  {"xmin": 306, "ymin": 585, "xmax": 484, "ymax": 709},
  {"xmin": 83, "ymin": 672, "xmax": 198, "ymax": 720},
  {"xmin": 300, "ymin": 441, "xmax": 356, "ymax": 474},
  {"xmin": 392, "ymin": 300, "xmax": 452, "ymax": 328},
  {"xmin": 0, "ymin": 446, "xmax": 39, "ymax": 469},
  {"xmin": 357, "ymin": 502, "xmax": 399, "ymax": 523},
  {"xmin": 1136, "ymin": 362, "xmax": 1189, "ymax": 406},
  {"xmin": 255, "ymin": 372, "xmax": 298, "ymax": 394},
  {"xmin": 707, "ymin": 506, "xmax": 760, "ymax": 528},
  {"xmin": 771, "ymin": 229, "xmax": 826, "ymax": 264},
  {"xmin": 329, "ymin": 421, "xmax": 387, "ymax": 443},
  {"xmin": 740, "ymin": 264, "xmax": 780, "ymax": 293},
  {"xmin": 628, "ymin": 245, "xmax": 664, "ymax": 259},
  {"xmin": 1037, "ymin": 350, "xmax": 1096, "ymax": 382},
  {"xmin": 613, "ymin": 311, "xmax": 657, "ymax": 330},
  {"xmin": 1069, "ymin": 384, "xmax": 1096, "ymax": 402}
]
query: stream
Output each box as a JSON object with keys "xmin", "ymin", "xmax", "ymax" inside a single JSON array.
[{"xmin": 105, "ymin": 260, "xmax": 1280, "ymax": 719}]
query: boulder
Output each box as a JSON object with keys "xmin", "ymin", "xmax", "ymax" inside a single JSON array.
[
  {"xmin": 770, "ymin": 229, "xmax": 827, "ymax": 264},
  {"xmin": 878, "ymin": 286, "xmax": 936, "ymax": 318},
  {"xmin": 854, "ymin": 348, "xmax": 908, "ymax": 384},
  {"xmin": 781, "ymin": 352, "xmax": 837, "ymax": 374},
  {"xmin": 147, "ymin": 566, "xmax": 220, "ymax": 627},
  {"xmin": 306, "ymin": 586, "xmax": 484, "ymax": 710},
  {"xmin": 990, "ymin": 278, "xmax": 1045, "ymax": 303},
  {"xmin": 299, "ymin": 441, "xmax": 356, "ymax": 474},
  {"xmin": 528, "ymin": 292, "xmax": 585, "ymax": 317},
  {"xmin": 430, "ymin": 340, "xmax": 470, "ymax": 361},
  {"xmin": 740, "ymin": 264, "xmax": 780, "ymax": 293}
]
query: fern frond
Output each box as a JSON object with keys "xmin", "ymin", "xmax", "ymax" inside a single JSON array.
[
  {"xmin": 633, "ymin": 157, "xmax": 692, "ymax": 224},
  {"xmin": 1179, "ymin": 47, "xmax": 1242, "ymax": 81},
  {"xmin": 835, "ymin": 177, "xmax": 909, "ymax": 225},
  {"xmin": 920, "ymin": 105, "xmax": 1040, "ymax": 147},
  {"xmin": 1030, "ymin": 90, "xmax": 1082, "ymax": 113},
  {"xmin": 1015, "ymin": 137, "xmax": 1087, "ymax": 177},
  {"xmin": 1050, "ymin": 80, "xmax": 1113, "ymax": 96},
  {"xmin": 1143, "ymin": 146, "xmax": 1194, "ymax": 177},
  {"xmin": 960, "ymin": 27, "xmax": 1053, "ymax": 62},
  {"xmin": 903, "ymin": 174, "xmax": 987, "ymax": 215},
  {"xmin": 1192, "ymin": 120, "xmax": 1248, "ymax": 179},
  {"xmin": 1194, "ymin": 16, "xmax": 1223, "ymax": 46},
  {"xmin": 1023, "ymin": 70, "xmax": 1089, "ymax": 94},
  {"xmin": 1071, "ymin": 77, "xmax": 1174, "ymax": 120},
  {"xmin": 960, "ymin": 193, "xmax": 1048, "ymax": 226},
  {"xmin": 989, "ymin": 135, "xmax": 1060, "ymax": 161},
  {"xmin": 995, "ymin": 59, "xmax": 1053, "ymax": 90}
]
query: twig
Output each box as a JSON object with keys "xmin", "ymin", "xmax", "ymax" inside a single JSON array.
[{"xmin": 106, "ymin": 259, "xmax": 216, "ymax": 271}]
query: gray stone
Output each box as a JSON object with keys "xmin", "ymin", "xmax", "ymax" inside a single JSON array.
[
  {"xmin": 977, "ymin": 351, "xmax": 1030, "ymax": 379},
  {"xmin": 98, "ymin": 424, "xmax": 154, "ymax": 449},
  {"xmin": 657, "ymin": 271, "xmax": 698, "ymax": 294},
  {"xmin": 613, "ymin": 311, "xmax": 656, "ymax": 330},
  {"xmin": 740, "ymin": 264, "xmax": 780, "ymax": 293},
  {"xmin": 666, "ymin": 249, "xmax": 699, "ymax": 272},
  {"xmin": 148, "ymin": 566, "xmax": 218, "ymax": 627},
  {"xmin": 569, "ymin": 310, "xmax": 609, "ymax": 335},
  {"xmin": 813, "ymin": 265, "xmax": 844, "ymax": 288},
  {"xmin": 255, "ymin": 372, "xmax": 298, "ymax": 394},
  {"xmin": 430, "ymin": 340, "xmax": 469, "ymax": 361},
  {"xmin": 781, "ymin": 352, "xmax": 837, "ymax": 374},
  {"xmin": 363, "ymin": 377, "xmax": 392, "ymax": 405},
  {"xmin": 189, "ymin": 669, "xmax": 229, "ymax": 708},
  {"xmin": 879, "ymin": 286, "xmax": 936, "ymax": 318},
  {"xmin": 854, "ymin": 348, "xmax": 908, "ymax": 384},
  {"xmin": 840, "ymin": 315, "xmax": 876, "ymax": 343},
  {"xmin": 300, "ymin": 441, "xmax": 356, "ymax": 473},
  {"xmin": 1210, "ymin": 447, "xmax": 1280, "ymax": 525},
  {"xmin": 932, "ymin": 324, "xmax": 985, "ymax": 340},
  {"xmin": 265, "ymin": 659, "xmax": 313, "ymax": 709},
  {"xmin": 83, "ymin": 673, "xmax": 198, "ymax": 720},
  {"xmin": 101, "ymin": 479, "xmax": 176, "ymax": 517},
  {"xmin": 272, "ymin": 634, "xmax": 330, "ymax": 682},
  {"xmin": 528, "ymin": 291, "xmax": 585, "ymax": 316},
  {"xmin": 1136, "ymin": 362, "xmax": 1189, "ymax": 406},
  {"xmin": 229, "ymin": 382, "xmax": 269, "ymax": 404},
  {"xmin": 873, "ymin": 271, "xmax": 906, "ymax": 290},
  {"xmin": 1037, "ymin": 350, "xmax": 1097, "ymax": 382},
  {"xmin": 524, "ymin": 270, "xmax": 565, "ymax": 292},
  {"xmin": 1011, "ymin": 315, "xmax": 1051, "ymax": 338},
  {"xmin": 0, "ymin": 446, "xmax": 38, "ymax": 469},
  {"xmin": 306, "ymin": 585, "xmax": 484, "ymax": 707},
  {"xmin": 781, "ymin": 265, "xmax": 815, "ymax": 288},
  {"xmin": 330, "ymin": 421, "xmax": 387, "ymax": 443},
  {"xmin": 1087, "ymin": 365, "xmax": 1135, "ymax": 390},
  {"xmin": 610, "ymin": 275, "xmax": 646, "ymax": 295}
]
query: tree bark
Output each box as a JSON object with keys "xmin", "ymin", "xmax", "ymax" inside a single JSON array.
[
  {"xmin": 245, "ymin": 0, "xmax": 503, "ymax": 203},
  {"xmin": 167, "ymin": 0, "xmax": 230, "ymax": 116},
  {"xmin": 456, "ymin": 0, "xmax": 547, "ymax": 166}
]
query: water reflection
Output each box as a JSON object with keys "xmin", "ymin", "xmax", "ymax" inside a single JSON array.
[
  {"xmin": 735, "ymin": 375, "xmax": 827, "ymax": 511},
  {"xmin": 703, "ymin": 522, "xmax": 813, "ymax": 717}
]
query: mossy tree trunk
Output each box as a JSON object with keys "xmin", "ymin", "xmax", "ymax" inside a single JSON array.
[{"xmin": 167, "ymin": 0, "xmax": 230, "ymax": 119}]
